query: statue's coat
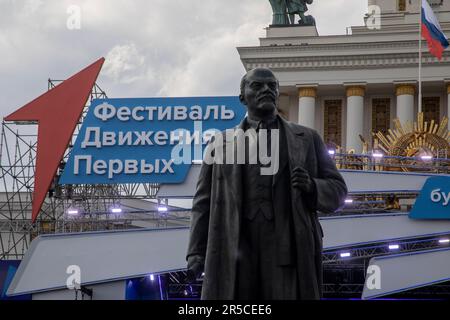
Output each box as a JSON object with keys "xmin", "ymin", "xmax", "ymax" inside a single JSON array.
[{"xmin": 187, "ymin": 115, "xmax": 348, "ymax": 300}]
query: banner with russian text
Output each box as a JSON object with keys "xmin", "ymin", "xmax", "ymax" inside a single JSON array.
[
  {"xmin": 59, "ymin": 97, "xmax": 246, "ymax": 184},
  {"xmin": 409, "ymin": 176, "xmax": 450, "ymax": 220}
]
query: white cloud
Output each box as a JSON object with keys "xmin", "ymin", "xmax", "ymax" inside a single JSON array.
[
  {"xmin": 22, "ymin": 0, "xmax": 43, "ymax": 16},
  {"xmin": 103, "ymin": 43, "xmax": 146, "ymax": 83},
  {"xmin": 0, "ymin": 0, "xmax": 367, "ymax": 116},
  {"xmin": 158, "ymin": 21, "xmax": 266, "ymax": 97}
]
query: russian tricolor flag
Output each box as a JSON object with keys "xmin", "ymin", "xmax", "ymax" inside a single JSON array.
[{"xmin": 421, "ymin": 0, "xmax": 449, "ymax": 60}]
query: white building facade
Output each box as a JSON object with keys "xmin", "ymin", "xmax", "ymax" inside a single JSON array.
[{"xmin": 238, "ymin": 0, "xmax": 450, "ymax": 153}]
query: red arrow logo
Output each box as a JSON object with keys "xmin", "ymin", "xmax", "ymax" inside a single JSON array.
[{"xmin": 4, "ymin": 58, "xmax": 105, "ymax": 222}]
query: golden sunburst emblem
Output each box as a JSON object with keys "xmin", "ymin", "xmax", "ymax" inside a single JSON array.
[{"xmin": 372, "ymin": 113, "xmax": 449, "ymax": 172}]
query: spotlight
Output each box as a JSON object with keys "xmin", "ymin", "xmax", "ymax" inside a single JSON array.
[
  {"xmin": 439, "ymin": 238, "xmax": 450, "ymax": 244},
  {"xmin": 372, "ymin": 152, "xmax": 384, "ymax": 159},
  {"xmin": 67, "ymin": 209, "xmax": 79, "ymax": 216},
  {"xmin": 421, "ymin": 155, "xmax": 433, "ymax": 161},
  {"xmin": 388, "ymin": 244, "xmax": 400, "ymax": 250},
  {"xmin": 328, "ymin": 150, "xmax": 336, "ymax": 156},
  {"xmin": 149, "ymin": 274, "xmax": 155, "ymax": 281},
  {"xmin": 345, "ymin": 199, "xmax": 354, "ymax": 204},
  {"xmin": 158, "ymin": 206, "xmax": 168, "ymax": 212},
  {"xmin": 111, "ymin": 208, "xmax": 122, "ymax": 214},
  {"xmin": 340, "ymin": 252, "xmax": 351, "ymax": 258}
]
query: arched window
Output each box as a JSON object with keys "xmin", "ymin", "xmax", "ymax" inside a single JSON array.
[{"xmin": 398, "ymin": 0, "xmax": 406, "ymax": 11}]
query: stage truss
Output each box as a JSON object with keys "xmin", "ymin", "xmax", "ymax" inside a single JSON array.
[{"xmin": 0, "ymin": 81, "xmax": 170, "ymax": 260}]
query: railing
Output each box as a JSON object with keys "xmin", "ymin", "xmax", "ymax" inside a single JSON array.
[{"xmin": 331, "ymin": 153, "xmax": 450, "ymax": 174}]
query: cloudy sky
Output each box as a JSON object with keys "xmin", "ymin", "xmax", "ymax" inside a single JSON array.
[{"xmin": 0, "ymin": 0, "xmax": 367, "ymax": 118}]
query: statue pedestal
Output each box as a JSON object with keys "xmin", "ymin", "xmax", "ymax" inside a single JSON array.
[
  {"xmin": 260, "ymin": 25, "xmax": 319, "ymax": 46},
  {"xmin": 266, "ymin": 25, "xmax": 319, "ymax": 38}
]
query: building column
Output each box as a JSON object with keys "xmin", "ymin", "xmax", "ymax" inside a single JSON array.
[
  {"xmin": 346, "ymin": 86, "xmax": 365, "ymax": 153},
  {"xmin": 298, "ymin": 86, "xmax": 317, "ymax": 129},
  {"xmin": 396, "ymin": 84, "xmax": 415, "ymax": 126}
]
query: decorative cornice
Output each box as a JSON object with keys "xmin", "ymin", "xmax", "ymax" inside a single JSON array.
[
  {"xmin": 238, "ymin": 40, "xmax": 426, "ymax": 55},
  {"xmin": 298, "ymin": 87, "xmax": 317, "ymax": 98},
  {"xmin": 241, "ymin": 52, "xmax": 450, "ymax": 71},
  {"xmin": 396, "ymin": 84, "xmax": 416, "ymax": 96},
  {"xmin": 346, "ymin": 86, "xmax": 365, "ymax": 97}
]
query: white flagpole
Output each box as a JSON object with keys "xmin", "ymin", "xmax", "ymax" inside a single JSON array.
[{"xmin": 419, "ymin": 0, "xmax": 423, "ymax": 114}]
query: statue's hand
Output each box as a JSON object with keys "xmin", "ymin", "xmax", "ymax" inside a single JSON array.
[
  {"xmin": 186, "ymin": 266, "xmax": 200, "ymax": 283},
  {"xmin": 186, "ymin": 255, "xmax": 205, "ymax": 283},
  {"xmin": 292, "ymin": 166, "xmax": 314, "ymax": 194}
]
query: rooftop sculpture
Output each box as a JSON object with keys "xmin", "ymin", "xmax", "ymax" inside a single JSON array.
[{"xmin": 268, "ymin": 0, "xmax": 315, "ymax": 26}]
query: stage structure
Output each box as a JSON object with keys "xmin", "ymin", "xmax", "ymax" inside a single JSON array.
[
  {"xmin": 4, "ymin": 0, "xmax": 450, "ymax": 300},
  {"xmin": 0, "ymin": 79, "xmax": 185, "ymax": 260}
]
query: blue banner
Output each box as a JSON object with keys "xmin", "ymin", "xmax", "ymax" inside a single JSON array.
[
  {"xmin": 60, "ymin": 97, "xmax": 246, "ymax": 184},
  {"xmin": 409, "ymin": 176, "xmax": 450, "ymax": 220}
]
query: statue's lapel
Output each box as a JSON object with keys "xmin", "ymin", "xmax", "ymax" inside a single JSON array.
[
  {"xmin": 220, "ymin": 119, "xmax": 245, "ymax": 212},
  {"xmin": 279, "ymin": 116, "xmax": 307, "ymax": 178},
  {"xmin": 273, "ymin": 115, "xmax": 288, "ymax": 187}
]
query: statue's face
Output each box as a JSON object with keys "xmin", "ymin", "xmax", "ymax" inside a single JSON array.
[{"xmin": 240, "ymin": 68, "xmax": 279, "ymax": 117}]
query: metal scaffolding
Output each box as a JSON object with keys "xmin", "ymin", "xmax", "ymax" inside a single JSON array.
[
  {"xmin": 162, "ymin": 235, "xmax": 450, "ymax": 300},
  {"xmin": 0, "ymin": 80, "xmax": 167, "ymax": 260},
  {"xmin": 322, "ymin": 234, "xmax": 450, "ymax": 263}
]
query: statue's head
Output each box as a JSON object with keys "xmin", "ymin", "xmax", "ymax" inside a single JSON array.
[{"xmin": 239, "ymin": 67, "xmax": 279, "ymax": 118}]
